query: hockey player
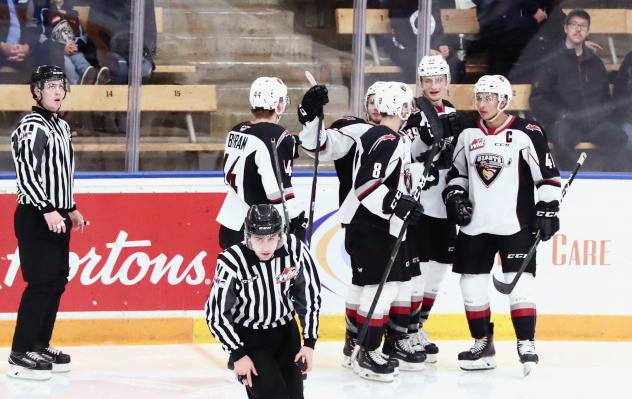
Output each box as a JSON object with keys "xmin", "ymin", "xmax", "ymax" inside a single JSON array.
[
  {"xmin": 216, "ymin": 77, "xmax": 314, "ymax": 249},
  {"xmin": 298, "ymin": 81, "xmax": 400, "ymax": 372},
  {"xmin": 206, "ymin": 204, "xmax": 321, "ymax": 399},
  {"xmin": 401, "ymin": 55, "xmax": 460, "ymax": 362},
  {"xmin": 443, "ymin": 75, "xmax": 561, "ymax": 376},
  {"xmin": 339, "ymin": 82, "xmax": 426, "ymax": 381}
]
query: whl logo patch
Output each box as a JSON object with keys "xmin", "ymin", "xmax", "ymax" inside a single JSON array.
[
  {"xmin": 475, "ymin": 153, "xmax": 504, "ymax": 186},
  {"xmin": 276, "ymin": 266, "xmax": 300, "ymax": 283}
]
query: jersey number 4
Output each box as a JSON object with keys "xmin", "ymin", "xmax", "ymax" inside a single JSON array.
[
  {"xmin": 545, "ymin": 153, "xmax": 556, "ymax": 169},
  {"xmin": 224, "ymin": 155, "xmax": 239, "ymax": 193}
]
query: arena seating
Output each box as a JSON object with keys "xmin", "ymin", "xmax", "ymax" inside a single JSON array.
[
  {"xmin": 336, "ymin": 8, "xmax": 628, "ymax": 73},
  {"xmin": 75, "ymin": 6, "xmax": 196, "ymax": 76},
  {"xmin": 0, "ymin": 84, "xmax": 219, "ymax": 152}
]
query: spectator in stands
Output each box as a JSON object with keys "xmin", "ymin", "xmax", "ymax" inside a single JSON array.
[
  {"xmin": 86, "ymin": 0, "xmax": 156, "ymax": 84},
  {"xmin": 530, "ymin": 9, "xmax": 629, "ymax": 170},
  {"xmin": 379, "ymin": 0, "xmax": 466, "ymax": 83},
  {"xmin": 511, "ymin": 0, "xmax": 602, "ymax": 82},
  {"xmin": 37, "ymin": 0, "xmax": 109, "ymax": 85},
  {"xmin": 472, "ymin": 0, "xmax": 549, "ymax": 78},
  {"xmin": 0, "ymin": 0, "xmax": 63, "ymax": 82},
  {"xmin": 613, "ymin": 51, "xmax": 632, "ymax": 150}
]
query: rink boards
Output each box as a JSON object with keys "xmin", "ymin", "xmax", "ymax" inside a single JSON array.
[{"xmin": 0, "ymin": 174, "xmax": 630, "ymax": 345}]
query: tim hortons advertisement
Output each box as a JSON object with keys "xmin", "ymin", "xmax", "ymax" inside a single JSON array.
[
  {"xmin": 0, "ymin": 191, "xmax": 223, "ymax": 312},
  {"xmin": 0, "ymin": 176, "xmax": 630, "ymax": 316}
]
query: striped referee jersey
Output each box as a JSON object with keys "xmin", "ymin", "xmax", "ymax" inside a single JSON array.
[
  {"xmin": 11, "ymin": 106, "xmax": 75, "ymax": 213},
  {"xmin": 206, "ymin": 234, "xmax": 321, "ymax": 360}
]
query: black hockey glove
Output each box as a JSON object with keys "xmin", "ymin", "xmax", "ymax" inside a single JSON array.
[
  {"xmin": 297, "ymin": 85, "xmax": 329, "ymax": 125},
  {"xmin": 442, "ymin": 186, "xmax": 472, "ymax": 226},
  {"xmin": 533, "ymin": 200, "xmax": 559, "ymax": 241},
  {"xmin": 435, "ymin": 136, "xmax": 455, "ymax": 170},
  {"xmin": 289, "ymin": 211, "xmax": 308, "ymax": 243},
  {"xmin": 421, "ymin": 164, "xmax": 439, "ymax": 191},
  {"xmin": 383, "ymin": 190, "xmax": 423, "ymax": 225}
]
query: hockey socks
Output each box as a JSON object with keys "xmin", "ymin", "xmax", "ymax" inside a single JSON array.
[
  {"xmin": 419, "ymin": 261, "xmax": 449, "ymax": 324},
  {"xmin": 506, "ymin": 272, "xmax": 537, "ymax": 341},
  {"xmin": 460, "ymin": 274, "xmax": 492, "ymax": 339}
]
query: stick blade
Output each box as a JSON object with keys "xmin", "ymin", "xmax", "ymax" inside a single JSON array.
[
  {"xmin": 304, "ymin": 70, "xmax": 317, "ymax": 86},
  {"xmin": 492, "ymin": 274, "xmax": 514, "ymax": 295}
]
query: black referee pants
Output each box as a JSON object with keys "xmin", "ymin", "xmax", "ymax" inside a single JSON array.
[
  {"xmin": 235, "ymin": 321, "xmax": 303, "ymax": 399},
  {"xmin": 12, "ymin": 205, "xmax": 71, "ymax": 353}
]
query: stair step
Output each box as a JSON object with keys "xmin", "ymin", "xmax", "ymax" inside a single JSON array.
[
  {"xmin": 174, "ymin": 57, "xmax": 339, "ymax": 84},
  {"xmin": 163, "ymin": 9, "xmax": 294, "ymax": 34},
  {"xmin": 157, "ymin": 34, "xmax": 313, "ymax": 59}
]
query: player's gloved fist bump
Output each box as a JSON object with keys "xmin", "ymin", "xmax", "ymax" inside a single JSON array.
[
  {"xmin": 383, "ymin": 189, "xmax": 423, "ymax": 224},
  {"xmin": 534, "ymin": 200, "xmax": 559, "ymax": 241},
  {"xmin": 297, "ymin": 85, "xmax": 329, "ymax": 125},
  {"xmin": 442, "ymin": 186, "xmax": 473, "ymax": 226}
]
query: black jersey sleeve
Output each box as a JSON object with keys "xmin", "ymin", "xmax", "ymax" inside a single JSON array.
[
  {"xmin": 516, "ymin": 119, "xmax": 562, "ymax": 203},
  {"xmin": 353, "ymin": 128, "xmax": 404, "ymax": 219}
]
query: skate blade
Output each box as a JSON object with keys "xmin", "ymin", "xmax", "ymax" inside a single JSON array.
[
  {"xmin": 459, "ymin": 357, "xmax": 497, "ymax": 371},
  {"xmin": 6, "ymin": 365, "xmax": 52, "ymax": 381},
  {"xmin": 52, "ymin": 363, "xmax": 71, "ymax": 373},
  {"xmin": 352, "ymin": 362, "xmax": 395, "ymax": 383},
  {"xmin": 522, "ymin": 361, "xmax": 537, "ymax": 376},
  {"xmin": 341, "ymin": 356, "xmax": 353, "ymax": 369},
  {"xmin": 424, "ymin": 353, "xmax": 438, "ymax": 363},
  {"xmin": 398, "ymin": 361, "xmax": 426, "ymax": 371}
]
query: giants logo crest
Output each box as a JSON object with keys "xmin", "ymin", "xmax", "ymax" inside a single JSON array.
[{"xmin": 475, "ymin": 153, "xmax": 504, "ymax": 187}]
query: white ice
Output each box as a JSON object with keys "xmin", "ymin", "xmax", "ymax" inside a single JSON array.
[{"xmin": 1, "ymin": 341, "xmax": 630, "ymax": 399}]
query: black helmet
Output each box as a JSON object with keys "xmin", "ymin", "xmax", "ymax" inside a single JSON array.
[
  {"xmin": 244, "ymin": 204, "xmax": 284, "ymax": 249},
  {"xmin": 30, "ymin": 65, "xmax": 69, "ymax": 100}
]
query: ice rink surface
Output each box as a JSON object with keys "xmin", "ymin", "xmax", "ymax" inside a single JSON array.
[{"xmin": 1, "ymin": 341, "xmax": 630, "ymax": 399}]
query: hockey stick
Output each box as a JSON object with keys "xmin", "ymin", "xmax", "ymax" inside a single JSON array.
[
  {"xmin": 304, "ymin": 70, "xmax": 321, "ymax": 248},
  {"xmin": 270, "ymin": 137, "xmax": 291, "ymax": 235},
  {"xmin": 351, "ymin": 101, "xmax": 445, "ymax": 363},
  {"xmin": 492, "ymin": 152, "xmax": 587, "ymax": 295}
]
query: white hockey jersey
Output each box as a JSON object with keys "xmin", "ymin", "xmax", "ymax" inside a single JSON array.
[
  {"xmin": 446, "ymin": 115, "xmax": 562, "ymax": 236},
  {"xmin": 299, "ymin": 116, "xmax": 372, "ymax": 206},
  {"xmin": 402, "ymin": 98, "xmax": 458, "ymax": 219}
]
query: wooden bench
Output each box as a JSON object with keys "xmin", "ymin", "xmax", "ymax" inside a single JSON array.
[
  {"xmin": 0, "ymin": 84, "xmax": 219, "ymax": 152},
  {"xmin": 336, "ymin": 8, "xmax": 630, "ymax": 73}
]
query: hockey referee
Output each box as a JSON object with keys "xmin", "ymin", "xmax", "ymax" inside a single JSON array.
[
  {"xmin": 7, "ymin": 65, "xmax": 87, "ymax": 381},
  {"xmin": 206, "ymin": 204, "xmax": 321, "ymax": 399}
]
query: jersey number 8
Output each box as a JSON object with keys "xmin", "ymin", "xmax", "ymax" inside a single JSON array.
[{"xmin": 372, "ymin": 163, "xmax": 382, "ymax": 178}]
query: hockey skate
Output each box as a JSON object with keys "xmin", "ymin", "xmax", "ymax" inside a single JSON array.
[
  {"xmin": 38, "ymin": 346, "xmax": 71, "ymax": 373},
  {"xmin": 458, "ymin": 324, "xmax": 496, "ymax": 371},
  {"xmin": 382, "ymin": 333, "xmax": 425, "ymax": 371},
  {"xmin": 344, "ymin": 335, "xmax": 400, "ymax": 376},
  {"xmin": 517, "ymin": 339, "xmax": 539, "ymax": 376},
  {"xmin": 418, "ymin": 327, "xmax": 439, "ymax": 363},
  {"xmin": 408, "ymin": 332, "xmax": 429, "ymax": 364},
  {"xmin": 342, "ymin": 333, "xmax": 357, "ymax": 369},
  {"xmin": 353, "ymin": 347, "xmax": 396, "ymax": 382},
  {"xmin": 7, "ymin": 351, "xmax": 52, "ymax": 380}
]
